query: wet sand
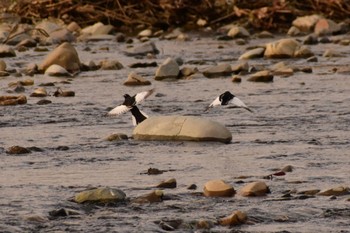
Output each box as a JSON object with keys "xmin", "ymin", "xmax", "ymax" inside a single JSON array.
[{"xmin": 1, "ymin": 34, "xmax": 350, "ymax": 232}]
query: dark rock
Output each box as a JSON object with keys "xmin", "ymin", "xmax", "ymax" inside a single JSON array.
[
  {"xmin": 6, "ymin": 145, "xmax": 31, "ymax": 155},
  {"xmin": 156, "ymin": 178, "xmax": 177, "ymax": 189},
  {"xmin": 37, "ymin": 99, "xmax": 52, "ymax": 105}
]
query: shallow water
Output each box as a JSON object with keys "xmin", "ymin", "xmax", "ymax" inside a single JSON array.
[{"xmin": 1, "ymin": 33, "xmax": 350, "ymax": 232}]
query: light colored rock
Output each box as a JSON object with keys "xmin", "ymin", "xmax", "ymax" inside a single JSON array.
[
  {"xmin": 294, "ymin": 46, "xmax": 314, "ymax": 58},
  {"xmin": 0, "ymin": 95, "xmax": 27, "ymax": 106},
  {"xmin": 202, "ymin": 63, "xmax": 232, "ymax": 78},
  {"xmin": 218, "ymin": 210, "xmax": 247, "ymax": 226},
  {"xmin": 231, "ymin": 61, "xmax": 249, "ymax": 74},
  {"xmin": 156, "ymin": 178, "xmax": 177, "ymax": 189},
  {"xmin": 317, "ymin": 186, "xmax": 349, "ymax": 196},
  {"xmin": 256, "ymin": 30, "xmax": 274, "ymax": 38},
  {"xmin": 155, "ymin": 58, "xmax": 179, "ymax": 80},
  {"xmin": 125, "ymin": 41, "xmax": 159, "ymax": 56},
  {"xmin": 239, "ymin": 47, "xmax": 265, "ymax": 60},
  {"xmin": 239, "ymin": 181, "xmax": 269, "ymax": 196},
  {"xmin": 231, "ymin": 75, "xmax": 241, "ymax": 83},
  {"xmin": 314, "ymin": 18, "xmax": 341, "ymax": 36},
  {"xmin": 133, "ymin": 116, "xmax": 232, "ymax": 143},
  {"xmin": 30, "ymin": 87, "xmax": 47, "ymax": 97},
  {"xmin": 45, "ymin": 64, "xmax": 72, "ymax": 77},
  {"xmin": 138, "ymin": 29, "xmax": 152, "ymax": 37},
  {"xmin": 124, "ymin": 72, "xmax": 151, "ymax": 86},
  {"xmin": 66, "ymin": 21, "xmax": 81, "ymax": 33},
  {"xmin": 227, "ymin": 26, "xmax": 250, "ymax": 38},
  {"xmin": 180, "ymin": 67, "xmax": 198, "ymax": 77},
  {"xmin": 0, "ymin": 45, "xmax": 16, "ymax": 57},
  {"xmin": 292, "ymin": 14, "xmax": 323, "ymax": 32},
  {"xmin": 203, "ymin": 179, "xmax": 235, "ymax": 197},
  {"xmin": 270, "ymin": 62, "xmax": 294, "ymax": 77},
  {"xmin": 287, "ymin": 26, "xmax": 303, "ymax": 37},
  {"xmin": 81, "ymin": 22, "xmax": 114, "ymax": 35},
  {"xmin": 47, "ymin": 28, "xmax": 75, "ymax": 44},
  {"xmin": 323, "ymin": 49, "xmax": 343, "ymax": 57},
  {"xmin": 248, "ymin": 70, "xmax": 273, "ymax": 82},
  {"xmin": 132, "ymin": 190, "xmax": 163, "ymax": 204},
  {"xmin": 39, "ymin": 42, "xmax": 81, "ymax": 73},
  {"xmin": 74, "ymin": 187, "xmax": 126, "ymax": 203},
  {"xmin": 264, "ymin": 39, "xmax": 302, "ymax": 58},
  {"xmin": 99, "ymin": 60, "xmax": 123, "ymax": 70}
]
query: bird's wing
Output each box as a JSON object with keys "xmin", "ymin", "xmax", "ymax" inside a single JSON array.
[
  {"xmin": 231, "ymin": 97, "xmax": 253, "ymax": 112},
  {"xmin": 107, "ymin": 105, "xmax": 131, "ymax": 116},
  {"xmin": 205, "ymin": 96, "xmax": 221, "ymax": 111},
  {"xmin": 134, "ymin": 89, "xmax": 155, "ymax": 104}
]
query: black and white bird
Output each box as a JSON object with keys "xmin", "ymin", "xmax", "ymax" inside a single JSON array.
[
  {"xmin": 107, "ymin": 89, "xmax": 154, "ymax": 126},
  {"xmin": 205, "ymin": 91, "xmax": 253, "ymax": 112}
]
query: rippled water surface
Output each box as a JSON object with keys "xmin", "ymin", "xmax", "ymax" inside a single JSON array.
[{"xmin": 1, "ymin": 34, "xmax": 350, "ymax": 232}]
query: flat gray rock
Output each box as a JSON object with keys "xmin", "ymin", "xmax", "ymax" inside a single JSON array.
[{"xmin": 133, "ymin": 115, "xmax": 232, "ymax": 143}]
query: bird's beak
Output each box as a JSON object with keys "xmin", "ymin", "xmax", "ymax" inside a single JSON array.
[{"xmin": 232, "ymin": 97, "xmax": 253, "ymax": 112}]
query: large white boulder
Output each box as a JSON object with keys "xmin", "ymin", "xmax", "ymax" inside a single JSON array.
[{"xmin": 133, "ymin": 116, "xmax": 232, "ymax": 143}]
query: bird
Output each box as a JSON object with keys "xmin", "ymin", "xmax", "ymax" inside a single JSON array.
[
  {"xmin": 205, "ymin": 91, "xmax": 253, "ymax": 112},
  {"xmin": 107, "ymin": 89, "xmax": 154, "ymax": 126}
]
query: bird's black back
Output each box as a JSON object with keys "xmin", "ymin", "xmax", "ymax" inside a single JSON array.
[
  {"xmin": 123, "ymin": 94, "xmax": 136, "ymax": 107},
  {"xmin": 219, "ymin": 91, "xmax": 234, "ymax": 105}
]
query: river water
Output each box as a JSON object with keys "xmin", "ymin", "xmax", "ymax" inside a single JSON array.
[{"xmin": 1, "ymin": 33, "xmax": 349, "ymax": 232}]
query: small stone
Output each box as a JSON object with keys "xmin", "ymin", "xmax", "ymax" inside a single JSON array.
[
  {"xmin": 0, "ymin": 95, "xmax": 27, "ymax": 105},
  {"xmin": 37, "ymin": 99, "xmax": 52, "ymax": 105},
  {"xmin": 53, "ymin": 88, "xmax": 75, "ymax": 97},
  {"xmin": 202, "ymin": 63, "xmax": 232, "ymax": 78},
  {"xmin": 49, "ymin": 208, "xmax": 81, "ymax": 218},
  {"xmin": 187, "ymin": 184, "xmax": 197, "ymax": 190},
  {"xmin": 45, "ymin": 64, "xmax": 72, "ymax": 77},
  {"xmin": 323, "ymin": 49, "xmax": 342, "ymax": 57},
  {"xmin": 155, "ymin": 57, "xmax": 180, "ymax": 80},
  {"xmin": 125, "ymin": 41, "xmax": 159, "ymax": 56},
  {"xmin": 0, "ymin": 45, "xmax": 16, "ymax": 57},
  {"xmin": 317, "ymin": 186, "xmax": 349, "ymax": 196},
  {"xmin": 106, "ymin": 133, "xmax": 128, "ymax": 141},
  {"xmin": 180, "ymin": 67, "xmax": 198, "ymax": 77},
  {"xmin": 292, "ymin": 14, "xmax": 323, "ymax": 32},
  {"xmin": 231, "ymin": 61, "xmax": 249, "ymax": 74},
  {"xmin": 218, "ymin": 210, "xmax": 247, "ymax": 226},
  {"xmin": 239, "ymin": 181, "xmax": 269, "ymax": 196},
  {"xmin": 307, "ymin": 56, "xmax": 318, "ymax": 62},
  {"xmin": 239, "ymin": 47, "xmax": 265, "ymax": 60},
  {"xmin": 303, "ymin": 34, "xmax": 318, "ymax": 45},
  {"xmin": 99, "ymin": 60, "xmax": 123, "ymax": 70},
  {"xmin": 227, "ymin": 26, "xmax": 250, "ymax": 38},
  {"xmin": 124, "ymin": 72, "xmax": 151, "ymax": 86},
  {"xmin": 235, "ymin": 38, "xmax": 247, "ymax": 45},
  {"xmin": 203, "ymin": 179, "xmax": 235, "ymax": 197},
  {"xmin": 39, "ymin": 42, "xmax": 81, "ymax": 73},
  {"xmin": 248, "ymin": 70, "xmax": 273, "ymax": 82},
  {"xmin": 256, "ymin": 30, "xmax": 274, "ymax": 38},
  {"xmin": 74, "ymin": 187, "xmax": 126, "ymax": 204},
  {"xmin": 13, "ymin": 83, "xmax": 25, "ymax": 93},
  {"xmin": 6, "ymin": 145, "xmax": 31, "ymax": 155},
  {"xmin": 196, "ymin": 219, "xmax": 213, "ymax": 229},
  {"xmin": 30, "ymin": 87, "xmax": 47, "ymax": 97},
  {"xmin": 147, "ymin": 168, "xmax": 163, "ymax": 175},
  {"xmin": 300, "ymin": 67, "xmax": 313, "ymax": 73},
  {"xmin": 138, "ymin": 29, "xmax": 152, "ymax": 38},
  {"xmin": 314, "ymin": 18, "xmax": 341, "ymax": 36},
  {"xmin": 231, "ymin": 75, "xmax": 242, "ymax": 83},
  {"xmin": 132, "ymin": 190, "xmax": 163, "ymax": 204},
  {"xmin": 287, "ymin": 26, "xmax": 302, "ymax": 37},
  {"xmin": 281, "ymin": 165, "xmax": 293, "ymax": 172},
  {"xmin": 156, "ymin": 178, "xmax": 177, "ymax": 189}
]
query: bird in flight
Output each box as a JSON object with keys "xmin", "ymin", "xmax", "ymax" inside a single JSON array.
[
  {"xmin": 108, "ymin": 89, "xmax": 155, "ymax": 126},
  {"xmin": 205, "ymin": 91, "xmax": 253, "ymax": 112}
]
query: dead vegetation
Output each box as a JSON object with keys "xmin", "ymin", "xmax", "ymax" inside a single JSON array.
[{"xmin": 1, "ymin": 0, "xmax": 350, "ymax": 32}]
